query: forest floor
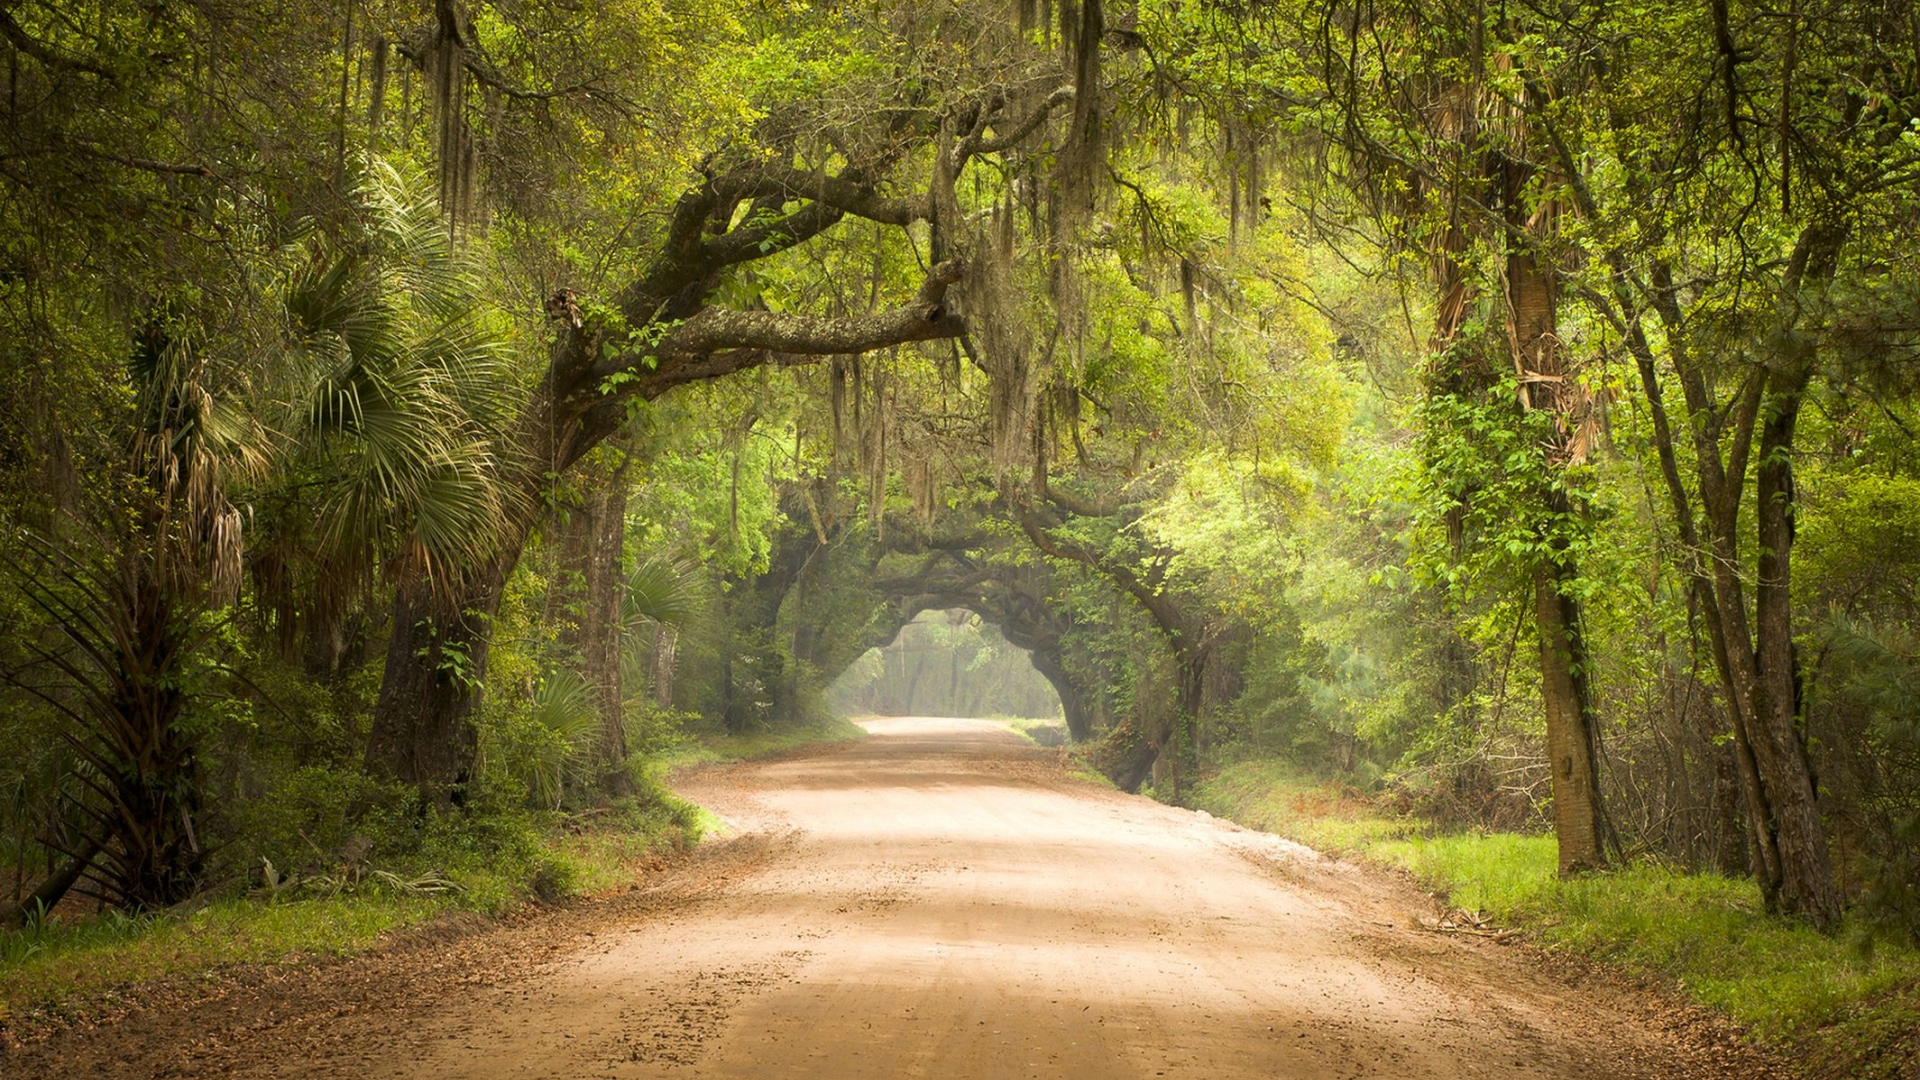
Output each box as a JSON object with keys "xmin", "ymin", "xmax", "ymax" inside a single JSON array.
[{"xmin": 3, "ymin": 717, "xmax": 1791, "ymax": 1079}]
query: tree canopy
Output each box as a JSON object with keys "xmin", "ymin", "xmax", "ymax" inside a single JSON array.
[{"xmin": 2, "ymin": 0, "xmax": 1918, "ymax": 952}]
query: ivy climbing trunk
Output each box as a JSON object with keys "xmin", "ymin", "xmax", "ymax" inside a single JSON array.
[{"xmin": 1502, "ymin": 139, "xmax": 1609, "ymax": 874}]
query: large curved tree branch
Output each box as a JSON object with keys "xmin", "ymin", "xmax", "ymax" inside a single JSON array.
[
  {"xmin": 703, "ymin": 199, "xmax": 851, "ymax": 267},
  {"xmin": 587, "ymin": 259, "xmax": 967, "ymax": 403},
  {"xmin": 960, "ymin": 85, "xmax": 1076, "ymax": 164},
  {"xmin": 731, "ymin": 163, "xmax": 934, "ymax": 228},
  {"xmin": 1011, "ymin": 497, "xmax": 1195, "ymax": 651},
  {"xmin": 550, "ymin": 69, "xmax": 1075, "ymax": 482}
]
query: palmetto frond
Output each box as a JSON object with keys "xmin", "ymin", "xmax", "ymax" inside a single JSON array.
[
  {"xmin": 279, "ymin": 159, "xmax": 522, "ymax": 591},
  {"xmin": 622, "ymin": 556, "xmax": 703, "ymax": 640},
  {"xmin": 128, "ymin": 333, "xmax": 271, "ymax": 605},
  {"xmin": 521, "ymin": 670, "xmax": 600, "ymax": 809}
]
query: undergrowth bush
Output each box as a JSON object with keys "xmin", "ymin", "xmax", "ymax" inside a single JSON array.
[
  {"xmin": 233, "ymin": 764, "xmax": 571, "ymax": 913},
  {"xmin": 236, "ymin": 765, "xmax": 411, "ymax": 883}
]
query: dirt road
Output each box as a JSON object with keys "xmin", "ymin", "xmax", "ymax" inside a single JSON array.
[{"xmin": 10, "ymin": 717, "xmax": 1779, "ymax": 1079}]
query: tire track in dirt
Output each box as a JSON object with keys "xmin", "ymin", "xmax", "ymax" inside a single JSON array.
[{"xmin": 5, "ymin": 717, "xmax": 1791, "ymax": 1080}]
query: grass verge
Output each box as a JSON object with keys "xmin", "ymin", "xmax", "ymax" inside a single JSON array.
[
  {"xmin": 1188, "ymin": 758, "xmax": 1920, "ymax": 1080},
  {"xmin": 0, "ymin": 717, "xmax": 867, "ymax": 1031},
  {"xmin": 649, "ymin": 713, "xmax": 869, "ymax": 773},
  {"xmin": 998, "ymin": 716, "xmax": 1070, "ymax": 748},
  {"xmin": 0, "ymin": 892, "xmax": 448, "ymax": 1028},
  {"xmin": 0, "ymin": 802, "xmax": 689, "ymax": 1030}
]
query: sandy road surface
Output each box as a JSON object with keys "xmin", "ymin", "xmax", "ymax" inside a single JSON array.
[{"xmin": 9, "ymin": 717, "xmax": 1778, "ymax": 1079}]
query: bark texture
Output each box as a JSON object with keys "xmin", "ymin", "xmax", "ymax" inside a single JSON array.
[
  {"xmin": 555, "ymin": 453, "xmax": 633, "ymax": 797},
  {"xmin": 366, "ymin": 575, "xmax": 500, "ymax": 802}
]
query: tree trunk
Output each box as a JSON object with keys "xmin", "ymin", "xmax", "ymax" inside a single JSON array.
[
  {"xmin": 1747, "ymin": 358, "xmax": 1842, "ymax": 925},
  {"xmin": 1011, "ymin": 499, "xmax": 1226, "ymax": 793},
  {"xmin": 1549, "ymin": 101, "xmax": 1847, "ymax": 914},
  {"xmin": 721, "ymin": 517, "xmax": 818, "ymax": 731},
  {"xmin": 593, "ymin": 478, "xmax": 632, "ymax": 794},
  {"xmin": 651, "ymin": 623, "xmax": 678, "ymax": 710},
  {"xmin": 365, "ymin": 572, "xmax": 504, "ymax": 799},
  {"xmin": 85, "ymin": 561, "xmax": 207, "ymax": 908},
  {"xmin": 1633, "ymin": 244, "xmax": 1842, "ymax": 925},
  {"xmin": 1109, "ymin": 647, "xmax": 1204, "ymax": 796},
  {"xmin": 2, "ymin": 836, "xmax": 101, "ymax": 927},
  {"xmin": 948, "ymin": 640, "xmax": 962, "ymax": 714},
  {"xmin": 556, "ymin": 456, "xmax": 633, "ymax": 798},
  {"xmin": 1671, "ymin": 226, "xmax": 1839, "ymax": 924},
  {"xmin": 1101, "ymin": 716, "xmax": 1161, "ymax": 793},
  {"xmin": 1030, "ymin": 648, "xmax": 1092, "ymax": 741},
  {"xmin": 1709, "ymin": 739, "xmax": 1751, "ymax": 876},
  {"xmin": 1620, "ymin": 269, "xmax": 1780, "ymax": 899},
  {"xmin": 1505, "ymin": 159, "xmax": 1609, "ymax": 875},
  {"xmin": 902, "ymin": 641, "xmax": 927, "ymax": 714},
  {"xmin": 1534, "ymin": 557, "xmax": 1605, "ymax": 872}
]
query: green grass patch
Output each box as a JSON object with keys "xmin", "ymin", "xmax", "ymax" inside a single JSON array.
[
  {"xmin": 998, "ymin": 716, "xmax": 1070, "ymax": 748},
  {"xmin": 0, "ymin": 891, "xmax": 447, "ymax": 1025},
  {"xmin": 1190, "ymin": 757, "xmax": 1920, "ymax": 1079},
  {"xmin": 651, "ymin": 714, "xmax": 869, "ymax": 773},
  {"xmin": 0, "ymin": 794, "xmax": 699, "ymax": 1026},
  {"xmin": 543, "ymin": 797, "xmax": 707, "ymax": 896}
]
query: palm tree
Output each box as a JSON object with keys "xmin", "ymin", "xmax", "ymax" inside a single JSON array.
[
  {"xmin": 273, "ymin": 162, "xmax": 520, "ymax": 609},
  {"xmin": 3, "ymin": 162, "xmax": 519, "ymax": 915},
  {"xmin": 255, "ymin": 163, "xmax": 527, "ymax": 796},
  {"xmin": 3, "ymin": 316, "xmax": 269, "ymax": 913},
  {"xmin": 622, "ymin": 555, "xmax": 703, "ymax": 700}
]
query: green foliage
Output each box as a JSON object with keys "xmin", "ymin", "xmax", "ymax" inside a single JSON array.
[
  {"xmin": 1407, "ymin": 374, "xmax": 1605, "ymax": 598},
  {"xmin": 628, "ymin": 409, "xmax": 796, "ymax": 579},
  {"xmin": 0, "ymin": 789, "xmax": 704, "ymax": 1019},
  {"xmin": 275, "ymin": 161, "xmax": 519, "ymax": 589},
  {"xmin": 1190, "ymin": 759, "xmax": 1417, "ymax": 852},
  {"xmin": 1, "ymin": 893, "xmax": 451, "ymax": 1020},
  {"xmin": 624, "ymin": 556, "xmax": 705, "ymax": 631},
  {"xmin": 517, "ymin": 671, "xmax": 602, "ymax": 811},
  {"xmin": 234, "ymin": 765, "xmax": 411, "ymax": 883},
  {"xmin": 1820, "ymin": 617, "xmax": 1920, "ymax": 945},
  {"xmin": 1372, "ymin": 835, "xmax": 1920, "ymax": 1054},
  {"xmin": 1, "ymin": 5, "xmax": 1916, "ymax": 1072}
]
